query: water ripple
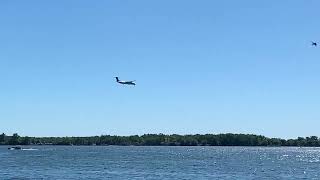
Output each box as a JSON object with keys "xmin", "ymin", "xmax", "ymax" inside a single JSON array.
[{"xmin": 1, "ymin": 146, "xmax": 320, "ymax": 179}]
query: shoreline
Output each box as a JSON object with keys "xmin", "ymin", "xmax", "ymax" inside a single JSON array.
[{"xmin": 1, "ymin": 133, "xmax": 320, "ymax": 147}]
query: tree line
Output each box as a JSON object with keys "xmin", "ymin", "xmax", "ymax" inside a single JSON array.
[{"xmin": 1, "ymin": 133, "xmax": 320, "ymax": 146}]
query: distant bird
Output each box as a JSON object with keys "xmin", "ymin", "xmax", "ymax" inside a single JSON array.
[
  {"xmin": 115, "ymin": 77, "xmax": 136, "ymax": 86},
  {"xmin": 311, "ymin": 41, "xmax": 317, "ymax": 46}
]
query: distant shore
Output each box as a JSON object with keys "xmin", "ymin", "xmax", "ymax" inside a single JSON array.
[{"xmin": 1, "ymin": 133, "xmax": 320, "ymax": 147}]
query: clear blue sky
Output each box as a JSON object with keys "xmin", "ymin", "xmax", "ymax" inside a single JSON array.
[{"xmin": 1, "ymin": 1, "xmax": 319, "ymax": 138}]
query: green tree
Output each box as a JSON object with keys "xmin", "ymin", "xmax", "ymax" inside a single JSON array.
[
  {"xmin": 21, "ymin": 136, "xmax": 31, "ymax": 145},
  {"xmin": 0, "ymin": 133, "xmax": 5, "ymax": 144},
  {"xmin": 8, "ymin": 133, "xmax": 20, "ymax": 145}
]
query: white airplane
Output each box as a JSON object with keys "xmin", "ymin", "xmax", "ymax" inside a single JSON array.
[{"xmin": 115, "ymin": 77, "xmax": 136, "ymax": 85}]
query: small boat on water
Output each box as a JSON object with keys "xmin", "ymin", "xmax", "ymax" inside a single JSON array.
[{"xmin": 8, "ymin": 146, "xmax": 22, "ymax": 150}]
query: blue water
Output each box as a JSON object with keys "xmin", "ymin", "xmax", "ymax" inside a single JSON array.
[{"xmin": 1, "ymin": 146, "xmax": 320, "ymax": 179}]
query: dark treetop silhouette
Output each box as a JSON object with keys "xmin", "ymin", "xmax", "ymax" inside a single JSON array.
[{"xmin": 1, "ymin": 133, "xmax": 320, "ymax": 147}]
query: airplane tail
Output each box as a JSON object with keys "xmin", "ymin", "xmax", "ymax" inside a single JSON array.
[{"xmin": 115, "ymin": 77, "xmax": 119, "ymax": 82}]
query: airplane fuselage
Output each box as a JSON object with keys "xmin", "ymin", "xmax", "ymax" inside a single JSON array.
[{"xmin": 117, "ymin": 81, "xmax": 136, "ymax": 85}]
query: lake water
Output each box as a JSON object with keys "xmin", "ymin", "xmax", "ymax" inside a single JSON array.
[{"xmin": 1, "ymin": 146, "xmax": 320, "ymax": 179}]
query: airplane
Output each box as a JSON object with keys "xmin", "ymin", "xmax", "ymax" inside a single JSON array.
[
  {"xmin": 114, "ymin": 77, "xmax": 136, "ymax": 86},
  {"xmin": 312, "ymin": 41, "xmax": 317, "ymax": 46}
]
